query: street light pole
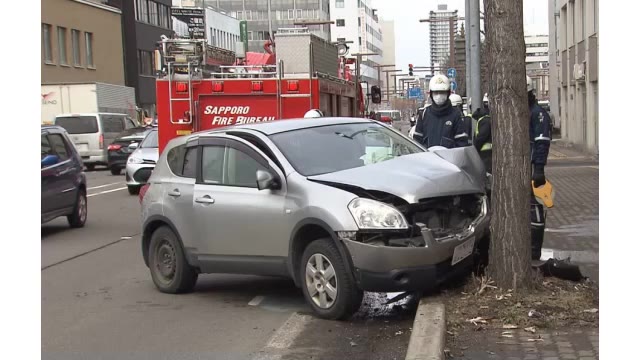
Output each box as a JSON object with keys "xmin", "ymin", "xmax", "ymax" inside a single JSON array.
[
  {"xmin": 465, "ymin": 0, "xmax": 471, "ymax": 98},
  {"xmin": 469, "ymin": 0, "xmax": 482, "ymax": 113}
]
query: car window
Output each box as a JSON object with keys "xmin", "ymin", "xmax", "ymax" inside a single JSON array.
[
  {"xmin": 55, "ymin": 116, "xmax": 98, "ymax": 134},
  {"xmin": 101, "ymin": 116, "xmax": 125, "ymax": 133},
  {"xmin": 41, "ymin": 134, "xmax": 53, "ymax": 160},
  {"xmin": 167, "ymin": 145, "xmax": 186, "ymax": 176},
  {"xmin": 224, "ymin": 147, "xmax": 267, "ymax": 188},
  {"xmin": 48, "ymin": 134, "xmax": 70, "ymax": 161},
  {"xmin": 140, "ymin": 130, "xmax": 158, "ymax": 148},
  {"xmin": 202, "ymin": 146, "xmax": 225, "ymax": 184},
  {"xmin": 182, "ymin": 147, "xmax": 198, "ymax": 179},
  {"xmin": 270, "ymin": 123, "xmax": 423, "ymax": 176}
]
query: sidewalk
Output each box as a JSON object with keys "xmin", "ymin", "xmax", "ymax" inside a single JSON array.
[{"xmin": 445, "ymin": 143, "xmax": 599, "ymax": 359}]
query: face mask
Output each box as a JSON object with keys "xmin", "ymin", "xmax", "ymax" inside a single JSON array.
[{"xmin": 433, "ymin": 94, "xmax": 447, "ymax": 105}]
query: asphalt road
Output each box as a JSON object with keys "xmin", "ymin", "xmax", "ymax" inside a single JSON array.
[{"xmin": 42, "ymin": 168, "xmax": 415, "ymax": 360}]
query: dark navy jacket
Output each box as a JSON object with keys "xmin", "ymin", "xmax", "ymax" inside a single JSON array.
[
  {"xmin": 529, "ymin": 102, "xmax": 552, "ymax": 166},
  {"xmin": 413, "ymin": 100, "xmax": 469, "ymax": 148}
]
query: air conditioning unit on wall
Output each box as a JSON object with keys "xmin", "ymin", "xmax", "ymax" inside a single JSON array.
[{"xmin": 573, "ymin": 62, "xmax": 586, "ymax": 82}]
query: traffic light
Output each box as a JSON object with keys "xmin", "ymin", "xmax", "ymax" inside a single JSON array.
[
  {"xmin": 409, "ymin": 64, "xmax": 414, "ymax": 76},
  {"xmin": 371, "ymin": 85, "xmax": 382, "ymax": 104}
]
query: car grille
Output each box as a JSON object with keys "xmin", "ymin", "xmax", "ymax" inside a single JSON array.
[
  {"xmin": 396, "ymin": 194, "xmax": 485, "ymax": 239},
  {"xmin": 133, "ymin": 168, "xmax": 154, "ymax": 183}
]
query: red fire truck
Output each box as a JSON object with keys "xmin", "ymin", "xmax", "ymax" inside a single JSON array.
[{"xmin": 155, "ymin": 28, "xmax": 364, "ymax": 152}]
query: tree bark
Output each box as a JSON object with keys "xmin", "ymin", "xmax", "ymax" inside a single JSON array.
[{"xmin": 485, "ymin": 0, "xmax": 533, "ymax": 290}]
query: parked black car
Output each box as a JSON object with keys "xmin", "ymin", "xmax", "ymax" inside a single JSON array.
[
  {"xmin": 107, "ymin": 127, "xmax": 153, "ymax": 175},
  {"xmin": 41, "ymin": 125, "xmax": 87, "ymax": 228}
]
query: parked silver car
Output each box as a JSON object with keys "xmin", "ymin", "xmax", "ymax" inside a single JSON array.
[
  {"xmin": 140, "ymin": 118, "xmax": 489, "ymax": 319},
  {"xmin": 125, "ymin": 128, "xmax": 158, "ymax": 195}
]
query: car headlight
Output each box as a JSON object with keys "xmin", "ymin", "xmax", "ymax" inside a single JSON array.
[
  {"xmin": 348, "ymin": 198, "xmax": 408, "ymax": 230},
  {"xmin": 128, "ymin": 156, "xmax": 143, "ymax": 164}
]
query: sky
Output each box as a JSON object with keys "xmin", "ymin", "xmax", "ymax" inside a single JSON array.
[{"xmin": 372, "ymin": 0, "xmax": 549, "ymax": 71}]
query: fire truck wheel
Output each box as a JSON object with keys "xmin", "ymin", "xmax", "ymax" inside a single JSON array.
[
  {"xmin": 128, "ymin": 185, "xmax": 140, "ymax": 195},
  {"xmin": 148, "ymin": 226, "xmax": 198, "ymax": 294},
  {"xmin": 300, "ymin": 238, "xmax": 363, "ymax": 320}
]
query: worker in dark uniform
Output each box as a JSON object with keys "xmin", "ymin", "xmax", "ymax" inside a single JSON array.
[
  {"xmin": 473, "ymin": 99, "xmax": 492, "ymax": 173},
  {"xmin": 450, "ymin": 93, "xmax": 473, "ymax": 146},
  {"xmin": 413, "ymin": 74, "xmax": 468, "ymax": 149},
  {"xmin": 527, "ymin": 76, "xmax": 552, "ymax": 260}
]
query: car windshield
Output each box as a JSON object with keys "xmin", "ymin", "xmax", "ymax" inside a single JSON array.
[
  {"xmin": 55, "ymin": 116, "xmax": 99, "ymax": 134},
  {"xmin": 270, "ymin": 122, "xmax": 423, "ymax": 176},
  {"xmin": 140, "ymin": 130, "xmax": 158, "ymax": 148}
]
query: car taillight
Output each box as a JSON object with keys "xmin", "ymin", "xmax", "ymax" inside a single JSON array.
[
  {"xmin": 139, "ymin": 183, "xmax": 150, "ymax": 204},
  {"xmin": 107, "ymin": 144, "xmax": 122, "ymax": 151},
  {"xmin": 99, "ymin": 134, "xmax": 104, "ymax": 149}
]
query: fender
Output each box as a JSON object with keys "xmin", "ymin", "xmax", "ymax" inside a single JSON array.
[
  {"xmin": 287, "ymin": 218, "xmax": 356, "ymax": 287},
  {"xmin": 141, "ymin": 215, "xmax": 198, "ymax": 268}
]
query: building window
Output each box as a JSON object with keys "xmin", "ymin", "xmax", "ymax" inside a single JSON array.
[
  {"xmin": 71, "ymin": 29, "xmax": 81, "ymax": 66},
  {"xmin": 148, "ymin": 1, "xmax": 158, "ymax": 26},
  {"xmin": 57, "ymin": 26, "xmax": 68, "ymax": 65},
  {"xmin": 85, "ymin": 32, "xmax": 94, "ymax": 68},
  {"xmin": 136, "ymin": 0, "xmax": 149, "ymax": 23},
  {"xmin": 336, "ymin": 19, "xmax": 345, "ymax": 27},
  {"xmin": 158, "ymin": 4, "xmax": 169, "ymax": 28},
  {"xmin": 138, "ymin": 50, "xmax": 153, "ymax": 76},
  {"xmin": 336, "ymin": 0, "xmax": 345, "ymax": 8},
  {"xmin": 42, "ymin": 24, "xmax": 53, "ymax": 63}
]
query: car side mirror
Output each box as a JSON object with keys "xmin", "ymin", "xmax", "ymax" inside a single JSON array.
[
  {"xmin": 256, "ymin": 169, "xmax": 281, "ymax": 191},
  {"xmin": 128, "ymin": 142, "xmax": 139, "ymax": 150},
  {"xmin": 41, "ymin": 154, "xmax": 60, "ymax": 168}
]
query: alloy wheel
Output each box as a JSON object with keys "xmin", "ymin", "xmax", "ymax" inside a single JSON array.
[{"xmin": 305, "ymin": 253, "xmax": 338, "ymax": 309}]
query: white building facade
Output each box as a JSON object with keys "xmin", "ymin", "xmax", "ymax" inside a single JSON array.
[
  {"xmin": 548, "ymin": 0, "xmax": 598, "ymax": 153},
  {"xmin": 380, "ymin": 18, "xmax": 395, "ymax": 99},
  {"xmin": 172, "ymin": 5, "xmax": 240, "ymax": 52},
  {"xmin": 525, "ymin": 34, "xmax": 550, "ymax": 99},
  {"xmin": 330, "ymin": 0, "xmax": 383, "ymax": 85}
]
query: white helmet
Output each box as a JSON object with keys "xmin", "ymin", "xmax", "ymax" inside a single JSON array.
[
  {"xmin": 449, "ymin": 93, "xmax": 463, "ymax": 106},
  {"xmin": 304, "ymin": 109, "xmax": 324, "ymax": 118},
  {"xmin": 483, "ymin": 93, "xmax": 489, "ymax": 103},
  {"xmin": 526, "ymin": 76, "xmax": 534, "ymax": 92},
  {"xmin": 428, "ymin": 74, "xmax": 451, "ymax": 92}
]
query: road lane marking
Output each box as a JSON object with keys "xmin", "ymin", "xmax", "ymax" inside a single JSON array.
[
  {"xmin": 265, "ymin": 312, "xmax": 311, "ymax": 350},
  {"xmin": 248, "ymin": 295, "xmax": 265, "ymax": 306},
  {"xmin": 41, "ymin": 234, "xmax": 139, "ymax": 270},
  {"xmin": 88, "ymin": 182, "xmax": 125, "ymax": 190},
  {"xmin": 87, "ymin": 187, "xmax": 128, "ymax": 197}
]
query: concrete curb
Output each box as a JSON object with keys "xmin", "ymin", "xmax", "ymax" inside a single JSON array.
[{"xmin": 405, "ymin": 298, "xmax": 446, "ymax": 360}]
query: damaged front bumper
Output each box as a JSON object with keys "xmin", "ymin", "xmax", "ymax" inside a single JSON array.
[{"xmin": 338, "ymin": 196, "xmax": 490, "ymax": 292}]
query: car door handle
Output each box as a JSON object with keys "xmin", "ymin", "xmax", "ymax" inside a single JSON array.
[
  {"xmin": 195, "ymin": 196, "xmax": 215, "ymax": 204},
  {"xmin": 168, "ymin": 189, "xmax": 181, "ymax": 197}
]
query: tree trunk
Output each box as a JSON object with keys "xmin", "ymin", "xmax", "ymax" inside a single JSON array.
[{"xmin": 484, "ymin": 0, "xmax": 533, "ymax": 290}]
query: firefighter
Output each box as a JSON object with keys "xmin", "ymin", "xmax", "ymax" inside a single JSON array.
[
  {"xmin": 304, "ymin": 109, "xmax": 324, "ymax": 118},
  {"xmin": 528, "ymin": 76, "xmax": 552, "ymax": 260},
  {"xmin": 473, "ymin": 105, "xmax": 492, "ymax": 173},
  {"xmin": 413, "ymin": 75, "xmax": 468, "ymax": 148},
  {"xmin": 450, "ymin": 93, "xmax": 472, "ymax": 146}
]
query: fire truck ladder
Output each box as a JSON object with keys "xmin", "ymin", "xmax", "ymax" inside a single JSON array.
[{"xmin": 166, "ymin": 61, "xmax": 195, "ymax": 125}]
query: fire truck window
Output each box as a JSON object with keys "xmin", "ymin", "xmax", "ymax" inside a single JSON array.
[
  {"xmin": 202, "ymin": 146, "xmax": 225, "ymax": 184},
  {"xmin": 224, "ymin": 148, "xmax": 267, "ymax": 188},
  {"xmin": 182, "ymin": 147, "xmax": 198, "ymax": 179}
]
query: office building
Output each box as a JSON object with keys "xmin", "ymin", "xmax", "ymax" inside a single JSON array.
[
  {"xmin": 525, "ymin": 34, "xmax": 550, "ymax": 99},
  {"xmin": 172, "ymin": 6, "xmax": 240, "ymax": 52},
  {"xmin": 548, "ymin": 0, "xmax": 598, "ymax": 153},
  {"xmin": 380, "ymin": 18, "xmax": 395, "ymax": 97}
]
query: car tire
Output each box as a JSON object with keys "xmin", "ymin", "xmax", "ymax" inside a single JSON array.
[
  {"xmin": 148, "ymin": 226, "xmax": 198, "ymax": 294},
  {"xmin": 67, "ymin": 188, "xmax": 87, "ymax": 228},
  {"xmin": 128, "ymin": 185, "xmax": 140, "ymax": 195},
  {"xmin": 110, "ymin": 167, "xmax": 121, "ymax": 176},
  {"xmin": 300, "ymin": 238, "xmax": 363, "ymax": 320},
  {"xmin": 86, "ymin": 164, "xmax": 95, "ymax": 171}
]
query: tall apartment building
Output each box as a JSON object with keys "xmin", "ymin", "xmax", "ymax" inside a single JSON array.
[
  {"xmin": 428, "ymin": 4, "xmax": 458, "ymax": 72},
  {"xmin": 330, "ymin": 0, "xmax": 383, "ymax": 85},
  {"xmin": 548, "ymin": 0, "xmax": 598, "ymax": 153},
  {"xmin": 208, "ymin": 0, "xmax": 332, "ymax": 52},
  {"xmin": 525, "ymin": 34, "xmax": 550, "ymax": 99}
]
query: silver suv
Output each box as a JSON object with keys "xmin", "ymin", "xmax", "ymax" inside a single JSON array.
[{"xmin": 140, "ymin": 118, "xmax": 489, "ymax": 319}]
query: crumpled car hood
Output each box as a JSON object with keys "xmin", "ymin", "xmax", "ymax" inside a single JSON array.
[{"xmin": 308, "ymin": 146, "xmax": 486, "ymax": 204}]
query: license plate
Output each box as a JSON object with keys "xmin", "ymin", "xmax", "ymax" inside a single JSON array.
[
  {"xmin": 76, "ymin": 143, "xmax": 89, "ymax": 152},
  {"xmin": 452, "ymin": 237, "xmax": 475, "ymax": 266}
]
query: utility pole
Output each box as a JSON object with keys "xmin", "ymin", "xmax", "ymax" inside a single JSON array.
[
  {"xmin": 267, "ymin": 0, "xmax": 273, "ymax": 40},
  {"xmin": 465, "ymin": 0, "xmax": 471, "ymax": 99},
  {"xmin": 469, "ymin": 0, "xmax": 482, "ymax": 114}
]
